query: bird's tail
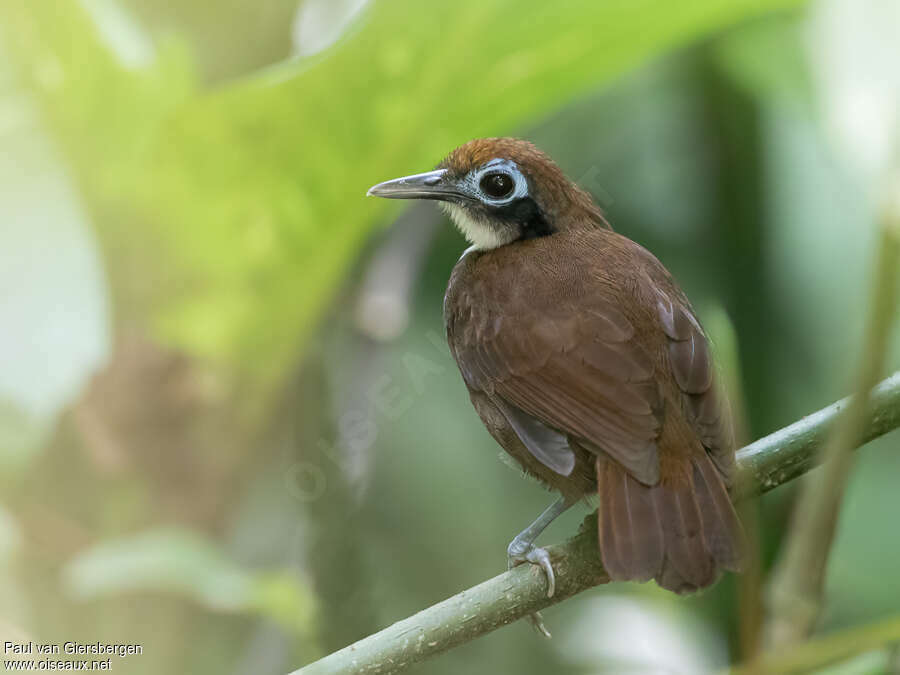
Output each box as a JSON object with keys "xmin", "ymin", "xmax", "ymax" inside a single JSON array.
[{"xmin": 596, "ymin": 453, "xmax": 744, "ymax": 593}]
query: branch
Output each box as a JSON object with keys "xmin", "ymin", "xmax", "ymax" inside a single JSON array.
[{"xmin": 292, "ymin": 371, "xmax": 900, "ymax": 675}]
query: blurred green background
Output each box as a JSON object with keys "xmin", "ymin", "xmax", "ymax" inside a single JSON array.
[{"xmin": 1, "ymin": 0, "xmax": 899, "ymax": 673}]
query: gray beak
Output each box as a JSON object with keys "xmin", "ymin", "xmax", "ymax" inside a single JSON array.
[{"xmin": 366, "ymin": 169, "xmax": 462, "ymax": 201}]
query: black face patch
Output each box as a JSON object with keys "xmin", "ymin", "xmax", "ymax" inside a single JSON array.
[{"xmin": 484, "ymin": 197, "xmax": 554, "ymax": 240}]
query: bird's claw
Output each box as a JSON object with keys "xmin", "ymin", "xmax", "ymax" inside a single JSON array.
[
  {"xmin": 527, "ymin": 610, "xmax": 552, "ymax": 638},
  {"xmin": 508, "ymin": 540, "xmax": 556, "ymax": 598}
]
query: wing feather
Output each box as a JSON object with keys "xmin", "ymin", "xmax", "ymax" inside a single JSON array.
[
  {"xmin": 453, "ymin": 295, "xmax": 663, "ymax": 484},
  {"xmin": 656, "ymin": 292, "xmax": 735, "ymax": 483}
]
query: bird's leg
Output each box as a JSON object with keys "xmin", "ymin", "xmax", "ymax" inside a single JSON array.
[
  {"xmin": 507, "ymin": 496, "xmax": 572, "ymax": 594},
  {"xmin": 507, "ymin": 496, "xmax": 573, "ymax": 638}
]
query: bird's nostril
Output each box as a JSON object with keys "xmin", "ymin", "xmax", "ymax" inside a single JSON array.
[{"xmin": 423, "ymin": 175, "xmax": 442, "ymax": 186}]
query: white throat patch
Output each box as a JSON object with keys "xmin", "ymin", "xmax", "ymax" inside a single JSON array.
[{"xmin": 441, "ymin": 203, "xmax": 516, "ymax": 251}]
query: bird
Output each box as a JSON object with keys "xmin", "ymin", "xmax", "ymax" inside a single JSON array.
[{"xmin": 367, "ymin": 138, "xmax": 744, "ymax": 616}]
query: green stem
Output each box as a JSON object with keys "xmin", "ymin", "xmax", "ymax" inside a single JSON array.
[
  {"xmin": 728, "ymin": 614, "xmax": 900, "ymax": 674},
  {"xmin": 764, "ymin": 221, "xmax": 900, "ymax": 649}
]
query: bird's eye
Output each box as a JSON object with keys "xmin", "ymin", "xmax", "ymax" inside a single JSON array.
[{"xmin": 480, "ymin": 172, "xmax": 514, "ymax": 199}]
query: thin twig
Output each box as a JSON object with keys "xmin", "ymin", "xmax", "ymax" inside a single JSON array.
[
  {"xmin": 291, "ymin": 371, "xmax": 900, "ymax": 675},
  {"xmin": 764, "ymin": 212, "xmax": 900, "ymax": 649}
]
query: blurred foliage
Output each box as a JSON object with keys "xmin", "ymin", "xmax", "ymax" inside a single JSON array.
[
  {"xmin": 713, "ymin": 14, "xmax": 813, "ymax": 109},
  {"xmin": 0, "ymin": 399, "xmax": 45, "ymax": 471},
  {"xmin": 2, "ymin": 1, "xmax": 900, "ymax": 674},
  {"xmin": 0, "ymin": 51, "xmax": 110, "ymax": 466},
  {"xmin": 0, "ymin": 505, "xmax": 22, "ymax": 565},
  {"xmin": 62, "ymin": 528, "xmax": 317, "ymax": 637},
  {"xmin": 1, "ymin": 0, "xmax": 805, "ymax": 400}
]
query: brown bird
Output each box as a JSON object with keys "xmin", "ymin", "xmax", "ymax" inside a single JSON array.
[{"xmin": 367, "ymin": 138, "xmax": 743, "ymax": 614}]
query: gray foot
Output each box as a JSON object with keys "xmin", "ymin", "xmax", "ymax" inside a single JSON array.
[
  {"xmin": 506, "ymin": 496, "xmax": 573, "ymax": 639},
  {"xmin": 508, "ymin": 538, "xmax": 555, "ymax": 638},
  {"xmin": 507, "ymin": 540, "xmax": 556, "ymax": 598}
]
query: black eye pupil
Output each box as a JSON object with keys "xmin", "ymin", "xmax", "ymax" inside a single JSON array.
[{"xmin": 480, "ymin": 172, "xmax": 514, "ymax": 199}]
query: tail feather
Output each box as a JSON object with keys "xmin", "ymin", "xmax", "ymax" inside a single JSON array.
[
  {"xmin": 693, "ymin": 455, "xmax": 745, "ymax": 571},
  {"xmin": 597, "ymin": 453, "xmax": 744, "ymax": 594},
  {"xmin": 653, "ymin": 480, "xmax": 715, "ymax": 590},
  {"xmin": 598, "ymin": 460, "xmax": 663, "ymax": 582}
]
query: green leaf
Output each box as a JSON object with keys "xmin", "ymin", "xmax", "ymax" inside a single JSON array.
[
  {"xmin": 62, "ymin": 528, "xmax": 316, "ymax": 635},
  {"xmin": 150, "ymin": 0, "xmax": 808, "ymax": 389},
  {"xmin": 4, "ymin": 0, "xmax": 808, "ymax": 396}
]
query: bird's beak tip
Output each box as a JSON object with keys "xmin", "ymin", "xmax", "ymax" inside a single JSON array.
[
  {"xmin": 366, "ymin": 181, "xmax": 395, "ymax": 199},
  {"xmin": 365, "ymin": 169, "xmax": 453, "ymax": 201}
]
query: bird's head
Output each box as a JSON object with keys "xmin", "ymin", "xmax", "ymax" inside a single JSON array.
[{"xmin": 367, "ymin": 138, "xmax": 609, "ymax": 250}]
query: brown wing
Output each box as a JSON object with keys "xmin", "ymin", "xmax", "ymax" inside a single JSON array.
[
  {"xmin": 656, "ymin": 291, "xmax": 736, "ymax": 482},
  {"xmin": 451, "ymin": 295, "xmax": 664, "ymax": 484}
]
